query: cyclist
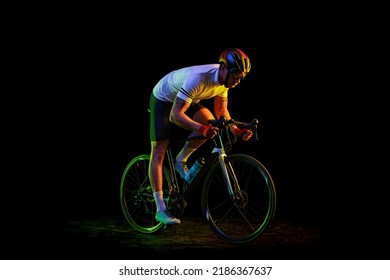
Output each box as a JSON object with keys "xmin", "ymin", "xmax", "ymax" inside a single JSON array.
[{"xmin": 149, "ymin": 48, "xmax": 253, "ymax": 225}]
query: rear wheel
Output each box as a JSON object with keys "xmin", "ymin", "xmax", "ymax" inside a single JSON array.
[{"xmin": 119, "ymin": 154, "xmax": 171, "ymax": 233}]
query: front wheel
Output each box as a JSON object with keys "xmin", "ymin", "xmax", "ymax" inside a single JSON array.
[{"xmin": 201, "ymin": 154, "xmax": 276, "ymax": 243}]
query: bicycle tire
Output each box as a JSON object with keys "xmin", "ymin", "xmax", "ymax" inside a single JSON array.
[
  {"xmin": 201, "ymin": 154, "xmax": 276, "ymax": 243},
  {"xmin": 119, "ymin": 154, "xmax": 171, "ymax": 233}
]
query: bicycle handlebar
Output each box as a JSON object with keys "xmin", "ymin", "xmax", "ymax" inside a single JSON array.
[
  {"xmin": 182, "ymin": 116, "xmax": 259, "ymax": 143},
  {"xmin": 209, "ymin": 116, "xmax": 259, "ymax": 141}
]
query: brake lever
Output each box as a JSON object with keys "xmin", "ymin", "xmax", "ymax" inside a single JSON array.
[
  {"xmin": 251, "ymin": 118, "xmax": 259, "ymax": 141},
  {"xmin": 229, "ymin": 118, "xmax": 259, "ymax": 141}
]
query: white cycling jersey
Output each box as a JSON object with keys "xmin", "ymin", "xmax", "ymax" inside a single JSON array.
[{"xmin": 152, "ymin": 64, "xmax": 228, "ymax": 103}]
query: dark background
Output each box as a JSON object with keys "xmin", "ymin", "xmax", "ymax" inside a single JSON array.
[
  {"xmin": 60, "ymin": 45, "xmax": 373, "ymax": 248},
  {"xmin": 58, "ymin": 45, "xmax": 332, "ymax": 224},
  {"xmin": 4, "ymin": 38, "xmax": 387, "ymax": 259}
]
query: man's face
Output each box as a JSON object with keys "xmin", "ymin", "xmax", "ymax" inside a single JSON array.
[{"xmin": 226, "ymin": 71, "xmax": 244, "ymax": 88}]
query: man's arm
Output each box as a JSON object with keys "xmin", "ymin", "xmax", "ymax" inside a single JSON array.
[
  {"xmin": 214, "ymin": 95, "xmax": 253, "ymax": 141},
  {"xmin": 170, "ymin": 97, "xmax": 217, "ymax": 138},
  {"xmin": 169, "ymin": 97, "xmax": 203, "ymax": 132}
]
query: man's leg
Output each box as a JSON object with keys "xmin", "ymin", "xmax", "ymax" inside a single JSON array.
[{"xmin": 150, "ymin": 140, "xmax": 181, "ymax": 225}]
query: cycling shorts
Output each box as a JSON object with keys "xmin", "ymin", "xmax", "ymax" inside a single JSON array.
[{"xmin": 149, "ymin": 94, "xmax": 207, "ymax": 141}]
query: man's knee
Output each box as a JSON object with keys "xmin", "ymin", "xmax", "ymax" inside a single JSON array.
[{"xmin": 193, "ymin": 108, "xmax": 214, "ymax": 123}]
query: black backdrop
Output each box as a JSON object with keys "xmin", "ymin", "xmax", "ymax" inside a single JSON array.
[
  {"xmin": 53, "ymin": 44, "xmax": 341, "ymax": 236},
  {"xmin": 5, "ymin": 41, "xmax": 387, "ymax": 260}
]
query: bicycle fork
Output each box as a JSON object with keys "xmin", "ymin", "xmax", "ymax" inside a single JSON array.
[{"xmin": 214, "ymin": 147, "xmax": 242, "ymax": 202}]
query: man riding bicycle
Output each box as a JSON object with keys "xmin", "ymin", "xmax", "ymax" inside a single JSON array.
[{"xmin": 149, "ymin": 48, "xmax": 253, "ymax": 225}]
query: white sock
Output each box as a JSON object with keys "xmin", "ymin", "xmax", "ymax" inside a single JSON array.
[
  {"xmin": 176, "ymin": 147, "xmax": 197, "ymax": 163},
  {"xmin": 153, "ymin": 191, "xmax": 166, "ymax": 212}
]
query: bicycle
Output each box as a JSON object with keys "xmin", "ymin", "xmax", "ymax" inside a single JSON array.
[{"xmin": 119, "ymin": 116, "xmax": 276, "ymax": 244}]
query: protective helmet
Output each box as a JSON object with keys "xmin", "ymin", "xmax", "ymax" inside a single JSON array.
[{"xmin": 219, "ymin": 48, "xmax": 251, "ymax": 77}]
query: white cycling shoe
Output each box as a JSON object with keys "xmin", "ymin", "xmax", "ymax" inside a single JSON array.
[{"xmin": 155, "ymin": 210, "xmax": 181, "ymax": 225}]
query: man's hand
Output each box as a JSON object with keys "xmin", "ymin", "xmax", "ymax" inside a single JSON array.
[
  {"xmin": 199, "ymin": 124, "xmax": 218, "ymax": 138},
  {"xmin": 233, "ymin": 127, "xmax": 253, "ymax": 141}
]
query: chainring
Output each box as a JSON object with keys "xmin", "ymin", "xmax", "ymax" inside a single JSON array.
[{"xmin": 167, "ymin": 191, "xmax": 187, "ymax": 218}]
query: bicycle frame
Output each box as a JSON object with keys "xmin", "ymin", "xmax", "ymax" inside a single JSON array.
[
  {"xmin": 161, "ymin": 119, "xmax": 238, "ymax": 203},
  {"xmin": 165, "ymin": 147, "xmax": 181, "ymax": 194},
  {"xmin": 184, "ymin": 133, "xmax": 235, "ymax": 199},
  {"xmin": 182, "ymin": 116, "xmax": 255, "ymax": 198}
]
